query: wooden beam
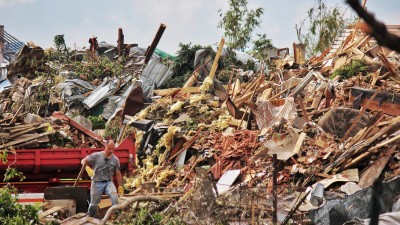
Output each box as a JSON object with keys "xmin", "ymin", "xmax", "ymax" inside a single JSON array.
[
  {"xmin": 208, "ymin": 38, "xmax": 225, "ymax": 79},
  {"xmin": 145, "ymin": 23, "xmax": 167, "ymax": 64}
]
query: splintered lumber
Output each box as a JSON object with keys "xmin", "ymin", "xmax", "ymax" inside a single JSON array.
[
  {"xmin": 341, "ymin": 87, "xmax": 380, "ymax": 142},
  {"xmin": 52, "ymin": 111, "xmax": 105, "ymax": 145},
  {"xmin": 369, "ymin": 133, "xmax": 400, "ymax": 151},
  {"xmin": 293, "ymin": 132, "xmax": 307, "ymax": 154},
  {"xmin": 183, "ymin": 58, "xmax": 212, "ymax": 88},
  {"xmin": 234, "ymin": 83, "xmax": 269, "ymax": 107},
  {"xmin": 350, "ymin": 87, "xmax": 400, "ymax": 116},
  {"xmin": 358, "ymin": 145, "xmax": 397, "ymax": 189},
  {"xmin": 325, "ymin": 121, "xmax": 400, "ymax": 173},
  {"xmin": 168, "ymin": 127, "xmax": 204, "ymax": 161},
  {"xmin": 378, "ymin": 52, "xmax": 400, "ymax": 80},
  {"xmin": 60, "ymin": 213, "xmax": 100, "ymax": 225},
  {"xmin": 39, "ymin": 206, "xmax": 65, "ymax": 221},
  {"xmin": 297, "ymin": 98, "xmax": 310, "ymax": 122},
  {"xmin": 7, "ymin": 104, "xmax": 24, "ymax": 126},
  {"xmin": 3, "ymin": 122, "xmax": 42, "ymax": 132},
  {"xmin": 9, "ymin": 123, "xmax": 48, "ymax": 139},
  {"xmin": 311, "ymin": 90, "xmax": 323, "ymax": 109},
  {"xmin": 347, "ymin": 0, "xmax": 400, "ymax": 53},
  {"xmin": 154, "ymin": 85, "xmax": 235, "ymax": 97},
  {"xmin": 0, "ymin": 131, "xmax": 55, "ymax": 149},
  {"xmin": 208, "ymin": 38, "xmax": 225, "ymax": 79}
]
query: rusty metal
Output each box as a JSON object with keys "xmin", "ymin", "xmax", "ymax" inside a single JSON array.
[
  {"xmin": 144, "ymin": 23, "xmax": 167, "ymax": 64},
  {"xmin": 117, "ymin": 28, "xmax": 124, "ymax": 57}
]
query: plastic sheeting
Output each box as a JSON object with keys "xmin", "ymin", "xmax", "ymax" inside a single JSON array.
[{"xmin": 255, "ymin": 97, "xmax": 297, "ymax": 135}]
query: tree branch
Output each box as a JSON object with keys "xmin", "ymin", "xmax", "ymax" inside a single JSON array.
[{"xmin": 100, "ymin": 196, "xmax": 164, "ymax": 225}]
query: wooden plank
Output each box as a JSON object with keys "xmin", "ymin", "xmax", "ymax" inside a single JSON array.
[
  {"xmin": 358, "ymin": 145, "xmax": 397, "ymax": 189},
  {"xmin": 2, "ymin": 122, "xmax": 42, "ymax": 131},
  {"xmin": 208, "ymin": 38, "xmax": 225, "ymax": 79},
  {"xmin": 341, "ymin": 88, "xmax": 381, "ymax": 141},
  {"xmin": 297, "ymin": 97, "xmax": 310, "ymax": 122},
  {"xmin": 39, "ymin": 206, "xmax": 65, "ymax": 219},
  {"xmin": 311, "ymin": 90, "xmax": 323, "ymax": 109},
  {"xmin": 293, "ymin": 132, "xmax": 306, "ymax": 154},
  {"xmin": 153, "ymin": 88, "xmax": 180, "ymax": 96},
  {"xmin": 9, "ymin": 123, "xmax": 47, "ymax": 139},
  {"xmin": 0, "ymin": 131, "xmax": 55, "ymax": 149},
  {"xmin": 183, "ymin": 58, "xmax": 212, "ymax": 88},
  {"xmin": 378, "ymin": 52, "xmax": 400, "ymax": 80},
  {"xmin": 257, "ymin": 88, "xmax": 273, "ymax": 101}
]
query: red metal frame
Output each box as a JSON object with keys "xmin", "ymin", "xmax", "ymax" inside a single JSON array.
[{"xmin": 0, "ymin": 133, "xmax": 136, "ymax": 192}]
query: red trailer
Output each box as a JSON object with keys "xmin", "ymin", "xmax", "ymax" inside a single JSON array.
[{"xmin": 0, "ymin": 133, "xmax": 136, "ymax": 193}]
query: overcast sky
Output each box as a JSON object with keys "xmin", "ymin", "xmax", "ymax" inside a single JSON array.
[{"xmin": 1, "ymin": 0, "xmax": 399, "ymax": 55}]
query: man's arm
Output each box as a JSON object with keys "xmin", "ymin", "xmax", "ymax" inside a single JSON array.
[
  {"xmin": 115, "ymin": 170, "xmax": 122, "ymax": 187},
  {"xmin": 81, "ymin": 158, "xmax": 87, "ymax": 166}
]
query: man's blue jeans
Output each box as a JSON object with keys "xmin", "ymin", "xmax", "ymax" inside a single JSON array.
[{"xmin": 87, "ymin": 180, "xmax": 119, "ymax": 217}]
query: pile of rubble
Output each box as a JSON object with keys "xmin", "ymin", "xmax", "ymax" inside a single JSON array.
[
  {"xmin": 2, "ymin": 18, "xmax": 400, "ymax": 225},
  {"xmin": 118, "ymin": 29, "xmax": 400, "ymax": 224}
]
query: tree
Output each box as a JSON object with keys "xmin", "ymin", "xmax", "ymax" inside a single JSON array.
[
  {"xmin": 251, "ymin": 33, "xmax": 274, "ymax": 60},
  {"xmin": 295, "ymin": 0, "xmax": 353, "ymax": 57},
  {"xmin": 54, "ymin": 34, "xmax": 68, "ymax": 53},
  {"xmin": 218, "ymin": 0, "xmax": 264, "ymax": 51}
]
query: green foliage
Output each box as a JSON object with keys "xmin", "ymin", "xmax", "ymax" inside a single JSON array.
[
  {"xmin": 88, "ymin": 115, "xmax": 106, "ymax": 130},
  {"xmin": 136, "ymin": 207, "xmax": 163, "ymax": 224},
  {"xmin": 161, "ymin": 43, "xmax": 212, "ymax": 89},
  {"xmin": 165, "ymin": 217, "xmax": 187, "ymax": 225},
  {"xmin": 4, "ymin": 168, "xmax": 25, "ymax": 182},
  {"xmin": 0, "ymin": 187, "xmax": 39, "ymax": 225},
  {"xmin": 218, "ymin": 0, "xmax": 264, "ymax": 51},
  {"xmin": 331, "ymin": 59, "xmax": 369, "ymax": 79},
  {"xmin": 250, "ymin": 33, "xmax": 274, "ymax": 60},
  {"xmin": 54, "ymin": 34, "xmax": 68, "ymax": 53},
  {"xmin": 296, "ymin": 0, "xmax": 353, "ymax": 57},
  {"xmin": 117, "ymin": 207, "xmax": 168, "ymax": 225},
  {"xmin": 71, "ymin": 55, "xmax": 124, "ymax": 80},
  {"xmin": 104, "ymin": 117, "xmax": 122, "ymax": 141},
  {"xmin": 0, "ymin": 150, "xmax": 26, "ymax": 182},
  {"xmin": 221, "ymin": 49, "xmax": 256, "ymax": 72}
]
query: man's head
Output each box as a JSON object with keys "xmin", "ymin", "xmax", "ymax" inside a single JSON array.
[{"xmin": 104, "ymin": 140, "xmax": 116, "ymax": 156}]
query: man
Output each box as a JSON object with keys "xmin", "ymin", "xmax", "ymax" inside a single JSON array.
[{"xmin": 81, "ymin": 140, "xmax": 124, "ymax": 217}]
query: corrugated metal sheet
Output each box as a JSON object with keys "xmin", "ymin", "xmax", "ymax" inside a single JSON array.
[
  {"xmin": 140, "ymin": 56, "xmax": 173, "ymax": 101},
  {"xmin": 1, "ymin": 30, "xmax": 24, "ymax": 61}
]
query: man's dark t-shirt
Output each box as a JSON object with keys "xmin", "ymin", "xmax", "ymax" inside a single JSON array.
[{"xmin": 86, "ymin": 152, "xmax": 120, "ymax": 182}]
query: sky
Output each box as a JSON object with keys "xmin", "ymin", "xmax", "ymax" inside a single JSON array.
[{"xmin": 1, "ymin": 0, "xmax": 399, "ymax": 55}]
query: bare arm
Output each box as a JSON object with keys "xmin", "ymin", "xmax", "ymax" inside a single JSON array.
[
  {"xmin": 81, "ymin": 158, "xmax": 91, "ymax": 167},
  {"xmin": 115, "ymin": 170, "xmax": 122, "ymax": 187}
]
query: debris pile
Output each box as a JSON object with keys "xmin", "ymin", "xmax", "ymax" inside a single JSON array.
[
  {"xmin": 1, "ymin": 19, "xmax": 400, "ymax": 225},
  {"xmin": 119, "ymin": 27, "xmax": 400, "ymax": 224}
]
